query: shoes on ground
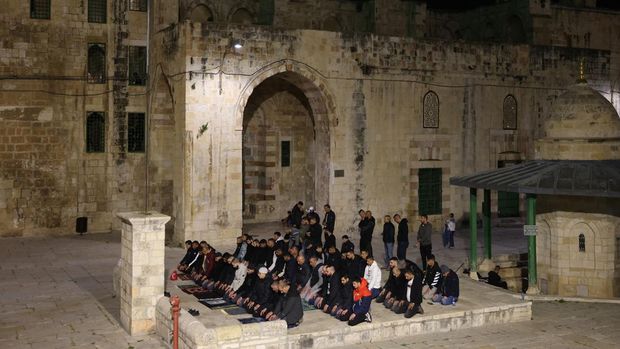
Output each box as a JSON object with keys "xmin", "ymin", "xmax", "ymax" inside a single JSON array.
[
  {"xmin": 187, "ymin": 308, "xmax": 200, "ymax": 316},
  {"xmin": 365, "ymin": 312, "xmax": 372, "ymax": 323}
]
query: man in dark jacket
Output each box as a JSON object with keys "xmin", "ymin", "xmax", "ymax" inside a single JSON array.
[
  {"xmin": 307, "ymin": 217, "xmax": 323, "ymax": 252},
  {"xmin": 245, "ymin": 267, "xmax": 272, "ymax": 310},
  {"xmin": 341, "ymin": 235, "xmax": 354, "ymax": 255},
  {"xmin": 432, "ymin": 265, "xmax": 459, "ymax": 305},
  {"xmin": 381, "ymin": 215, "xmax": 395, "ymax": 267},
  {"xmin": 300, "ymin": 256, "xmax": 324, "ymax": 302},
  {"xmin": 422, "ymin": 254, "xmax": 442, "ymax": 299},
  {"xmin": 333, "ymin": 274, "xmax": 354, "ymax": 318},
  {"xmin": 394, "ymin": 214, "xmax": 409, "ymax": 261},
  {"xmin": 347, "ymin": 277, "xmax": 373, "ymax": 326},
  {"xmin": 323, "ymin": 204, "xmax": 336, "ymax": 233},
  {"xmin": 401, "ymin": 268, "xmax": 424, "ymax": 318},
  {"xmin": 291, "ymin": 201, "xmax": 304, "ymax": 228},
  {"xmin": 488, "ymin": 265, "xmax": 508, "ymax": 289},
  {"xmin": 315, "ymin": 265, "xmax": 341, "ymax": 311},
  {"xmin": 273, "ymin": 279, "xmax": 304, "ymax": 328},
  {"xmin": 178, "ymin": 240, "xmax": 200, "ymax": 272},
  {"xmin": 344, "ymin": 250, "xmax": 366, "ymax": 280},
  {"xmin": 294, "ymin": 255, "xmax": 311, "ymax": 289},
  {"xmin": 375, "ymin": 257, "xmax": 399, "ymax": 303},
  {"xmin": 360, "ymin": 211, "xmax": 375, "ymax": 256},
  {"xmin": 416, "ymin": 214, "xmax": 433, "ymax": 270},
  {"xmin": 324, "ymin": 245, "xmax": 342, "ymax": 271},
  {"xmin": 384, "ymin": 267, "xmax": 407, "ymax": 312}
]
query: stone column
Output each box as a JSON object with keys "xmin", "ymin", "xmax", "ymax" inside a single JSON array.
[
  {"xmin": 469, "ymin": 188, "xmax": 479, "ymax": 280},
  {"xmin": 117, "ymin": 211, "xmax": 171, "ymax": 336}
]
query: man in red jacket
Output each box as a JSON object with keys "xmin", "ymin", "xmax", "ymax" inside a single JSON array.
[{"xmin": 347, "ymin": 277, "xmax": 373, "ymax": 326}]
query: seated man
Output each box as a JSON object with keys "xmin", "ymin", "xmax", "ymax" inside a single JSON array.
[
  {"xmin": 272, "ymin": 279, "xmax": 304, "ymax": 328},
  {"xmin": 488, "ymin": 265, "xmax": 508, "ymax": 289},
  {"xmin": 243, "ymin": 267, "xmax": 271, "ymax": 309},
  {"xmin": 384, "ymin": 266, "xmax": 407, "ymax": 312},
  {"xmin": 363, "ymin": 255, "xmax": 382, "ymax": 298},
  {"xmin": 422, "ymin": 254, "xmax": 442, "ymax": 300},
  {"xmin": 334, "ymin": 274, "xmax": 353, "ymax": 320},
  {"xmin": 375, "ymin": 257, "xmax": 398, "ymax": 303},
  {"xmin": 396, "ymin": 268, "xmax": 423, "ymax": 318},
  {"xmin": 256, "ymin": 280, "xmax": 282, "ymax": 318},
  {"xmin": 341, "ymin": 235, "xmax": 355, "ymax": 256},
  {"xmin": 432, "ymin": 265, "xmax": 459, "ymax": 305},
  {"xmin": 178, "ymin": 240, "xmax": 200, "ymax": 272},
  {"xmin": 300, "ymin": 256, "xmax": 323, "ymax": 302},
  {"xmin": 347, "ymin": 277, "xmax": 373, "ymax": 326},
  {"xmin": 294, "ymin": 255, "xmax": 311, "ymax": 290},
  {"xmin": 231, "ymin": 264, "xmax": 256, "ymax": 303},
  {"xmin": 344, "ymin": 250, "xmax": 366, "ymax": 280},
  {"xmin": 314, "ymin": 265, "xmax": 341, "ymax": 311}
]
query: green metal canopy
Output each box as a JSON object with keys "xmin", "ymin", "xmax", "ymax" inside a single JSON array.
[{"xmin": 450, "ymin": 160, "xmax": 620, "ymax": 198}]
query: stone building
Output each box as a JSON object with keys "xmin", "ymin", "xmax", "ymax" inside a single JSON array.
[{"xmin": 1, "ymin": 0, "xmax": 619, "ymax": 246}]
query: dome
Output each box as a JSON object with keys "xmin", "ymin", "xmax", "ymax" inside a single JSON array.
[{"xmin": 543, "ymin": 82, "xmax": 620, "ymax": 140}]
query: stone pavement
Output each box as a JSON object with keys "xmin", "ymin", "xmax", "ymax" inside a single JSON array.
[
  {"xmin": 0, "ymin": 232, "xmax": 183, "ymax": 349},
  {"xmin": 338, "ymin": 301, "xmax": 620, "ymax": 349}
]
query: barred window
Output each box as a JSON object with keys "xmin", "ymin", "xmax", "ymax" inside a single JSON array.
[
  {"xmin": 578, "ymin": 234, "xmax": 585, "ymax": 252},
  {"xmin": 30, "ymin": 0, "xmax": 51, "ymax": 19},
  {"xmin": 128, "ymin": 46, "xmax": 147, "ymax": 86},
  {"xmin": 88, "ymin": 44, "xmax": 106, "ymax": 84},
  {"xmin": 503, "ymin": 95, "xmax": 518, "ymax": 130},
  {"xmin": 86, "ymin": 112, "xmax": 105, "ymax": 153},
  {"xmin": 423, "ymin": 91, "xmax": 439, "ymax": 128},
  {"xmin": 418, "ymin": 168, "xmax": 442, "ymax": 215},
  {"xmin": 129, "ymin": 0, "xmax": 147, "ymax": 11},
  {"xmin": 281, "ymin": 141, "xmax": 290, "ymax": 167},
  {"xmin": 88, "ymin": 0, "xmax": 107, "ymax": 23},
  {"xmin": 128, "ymin": 113, "xmax": 145, "ymax": 153}
]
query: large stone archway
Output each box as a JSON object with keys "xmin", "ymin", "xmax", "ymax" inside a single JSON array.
[{"xmin": 236, "ymin": 65, "xmax": 335, "ymax": 225}]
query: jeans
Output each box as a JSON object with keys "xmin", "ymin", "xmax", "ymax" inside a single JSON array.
[
  {"xmin": 370, "ymin": 288, "xmax": 380, "ymax": 299},
  {"xmin": 433, "ymin": 294, "xmax": 457, "ymax": 305},
  {"xmin": 383, "ymin": 242, "xmax": 394, "ymax": 265},
  {"xmin": 449, "ymin": 230, "xmax": 455, "ymax": 248},
  {"xmin": 396, "ymin": 241, "xmax": 408, "ymax": 260},
  {"xmin": 442, "ymin": 229, "xmax": 449, "ymax": 248}
]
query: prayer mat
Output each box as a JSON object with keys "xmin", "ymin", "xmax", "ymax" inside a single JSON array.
[
  {"xmin": 302, "ymin": 300, "xmax": 317, "ymax": 312},
  {"xmin": 176, "ymin": 285, "xmax": 219, "ymax": 299},
  {"xmin": 222, "ymin": 306, "xmax": 249, "ymax": 316},
  {"xmin": 199, "ymin": 298, "xmax": 235, "ymax": 310},
  {"xmin": 238, "ymin": 317, "xmax": 266, "ymax": 324},
  {"xmin": 177, "ymin": 274, "xmax": 194, "ymax": 281}
]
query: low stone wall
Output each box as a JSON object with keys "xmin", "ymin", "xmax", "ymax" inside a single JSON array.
[
  {"xmin": 155, "ymin": 296, "xmax": 531, "ymax": 349},
  {"xmin": 155, "ymin": 297, "xmax": 288, "ymax": 349}
]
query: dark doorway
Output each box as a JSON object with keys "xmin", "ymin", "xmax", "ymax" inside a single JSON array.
[{"xmin": 497, "ymin": 160, "xmax": 521, "ymax": 217}]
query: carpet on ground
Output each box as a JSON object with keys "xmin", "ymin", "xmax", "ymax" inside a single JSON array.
[
  {"xmin": 177, "ymin": 284, "xmax": 219, "ymax": 299},
  {"xmin": 238, "ymin": 317, "xmax": 266, "ymax": 324},
  {"xmin": 199, "ymin": 297, "xmax": 235, "ymax": 310}
]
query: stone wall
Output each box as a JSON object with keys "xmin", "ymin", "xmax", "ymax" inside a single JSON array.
[{"xmin": 537, "ymin": 211, "xmax": 620, "ymax": 298}]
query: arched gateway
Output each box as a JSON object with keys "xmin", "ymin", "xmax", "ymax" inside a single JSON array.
[{"xmin": 235, "ymin": 63, "xmax": 336, "ymax": 224}]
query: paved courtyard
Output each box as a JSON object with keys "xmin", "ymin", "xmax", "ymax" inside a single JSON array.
[{"xmin": 0, "ymin": 225, "xmax": 618, "ymax": 349}]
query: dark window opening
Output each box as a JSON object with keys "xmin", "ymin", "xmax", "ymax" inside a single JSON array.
[
  {"xmin": 88, "ymin": 44, "xmax": 106, "ymax": 84},
  {"xmin": 88, "ymin": 0, "xmax": 107, "ymax": 23},
  {"xmin": 423, "ymin": 91, "xmax": 439, "ymax": 128},
  {"xmin": 128, "ymin": 46, "xmax": 147, "ymax": 86},
  {"xmin": 127, "ymin": 113, "xmax": 145, "ymax": 153},
  {"xmin": 579, "ymin": 233, "xmax": 586, "ymax": 252},
  {"xmin": 30, "ymin": 0, "xmax": 51, "ymax": 19},
  {"xmin": 281, "ymin": 140, "xmax": 290, "ymax": 167},
  {"xmin": 129, "ymin": 0, "xmax": 147, "ymax": 11},
  {"xmin": 418, "ymin": 168, "xmax": 442, "ymax": 215},
  {"xmin": 86, "ymin": 112, "xmax": 105, "ymax": 153},
  {"xmin": 503, "ymin": 95, "xmax": 518, "ymax": 130}
]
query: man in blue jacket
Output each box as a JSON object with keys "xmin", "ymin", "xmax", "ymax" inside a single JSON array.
[
  {"xmin": 347, "ymin": 277, "xmax": 373, "ymax": 326},
  {"xmin": 432, "ymin": 265, "xmax": 459, "ymax": 305}
]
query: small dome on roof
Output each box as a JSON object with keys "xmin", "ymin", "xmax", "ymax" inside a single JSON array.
[{"xmin": 543, "ymin": 82, "xmax": 620, "ymax": 140}]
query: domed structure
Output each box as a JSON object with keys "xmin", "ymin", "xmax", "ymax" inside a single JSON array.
[
  {"xmin": 536, "ymin": 82, "xmax": 620, "ymax": 160},
  {"xmin": 543, "ymin": 82, "xmax": 620, "ymax": 140}
]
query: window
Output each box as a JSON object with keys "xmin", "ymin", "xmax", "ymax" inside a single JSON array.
[
  {"xmin": 88, "ymin": 44, "xmax": 106, "ymax": 84},
  {"xmin": 503, "ymin": 95, "xmax": 517, "ymax": 130},
  {"xmin": 418, "ymin": 168, "xmax": 442, "ymax": 215},
  {"xmin": 579, "ymin": 233, "xmax": 585, "ymax": 252},
  {"xmin": 30, "ymin": 0, "xmax": 51, "ymax": 19},
  {"xmin": 88, "ymin": 0, "xmax": 106, "ymax": 23},
  {"xmin": 423, "ymin": 91, "xmax": 439, "ymax": 128},
  {"xmin": 281, "ymin": 140, "xmax": 290, "ymax": 167},
  {"xmin": 86, "ymin": 112, "xmax": 105, "ymax": 153},
  {"xmin": 128, "ymin": 46, "xmax": 147, "ymax": 86},
  {"xmin": 127, "ymin": 113, "xmax": 145, "ymax": 152},
  {"xmin": 129, "ymin": 0, "xmax": 147, "ymax": 11}
]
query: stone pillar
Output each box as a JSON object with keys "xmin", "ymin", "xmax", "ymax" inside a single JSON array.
[
  {"xmin": 469, "ymin": 188, "xmax": 479, "ymax": 280},
  {"xmin": 479, "ymin": 189, "xmax": 495, "ymax": 272},
  {"xmin": 117, "ymin": 211, "xmax": 171, "ymax": 336},
  {"xmin": 526, "ymin": 195, "xmax": 540, "ymax": 295}
]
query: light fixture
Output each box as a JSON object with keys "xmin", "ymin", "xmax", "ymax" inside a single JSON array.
[{"xmin": 233, "ymin": 40, "xmax": 243, "ymax": 49}]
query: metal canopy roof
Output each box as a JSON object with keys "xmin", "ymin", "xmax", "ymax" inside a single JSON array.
[{"xmin": 449, "ymin": 160, "xmax": 620, "ymax": 198}]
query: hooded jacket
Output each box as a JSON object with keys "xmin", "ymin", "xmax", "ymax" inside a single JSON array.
[
  {"xmin": 397, "ymin": 219, "xmax": 409, "ymax": 243},
  {"xmin": 352, "ymin": 278, "xmax": 372, "ymax": 315},
  {"xmin": 249, "ymin": 276, "xmax": 272, "ymax": 305},
  {"xmin": 337, "ymin": 280, "xmax": 354, "ymax": 310},
  {"xmin": 322, "ymin": 272, "xmax": 342, "ymax": 307},
  {"xmin": 382, "ymin": 222, "xmax": 395, "ymax": 243},
  {"xmin": 439, "ymin": 270, "xmax": 459, "ymax": 298}
]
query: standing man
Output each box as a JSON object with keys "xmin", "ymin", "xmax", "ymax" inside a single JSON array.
[
  {"xmin": 291, "ymin": 201, "xmax": 304, "ymax": 229},
  {"xmin": 446, "ymin": 213, "xmax": 456, "ymax": 249},
  {"xmin": 416, "ymin": 214, "xmax": 433, "ymax": 270},
  {"xmin": 357, "ymin": 209, "xmax": 368, "ymax": 253},
  {"xmin": 394, "ymin": 214, "xmax": 409, "ymax": 261},
  {"xmin": 362, "ymin": 211, "xmax": 375, "ymax": 256},
  {"xmin": 381, "ymin": 215, "xmax": 395, "ymax": 267},
  {"xmin": 323, "ymin": 204, "xmax": 336, "ymax": 234}
]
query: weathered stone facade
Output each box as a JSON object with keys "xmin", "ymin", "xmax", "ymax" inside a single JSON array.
[{"xmin": 1, "ymin": 0, "xmax": 619, "ymax": 246}]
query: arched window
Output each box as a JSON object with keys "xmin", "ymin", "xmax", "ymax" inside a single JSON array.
[
  {"xmin": 503, "ymin": 95, "xmax": 517, "ymax": 130},
  {"xmin": 230, "ymin": 8, "xmax": 254, "ymax": 25},
  {"xmin": 579, "ymin": 233, "xmax": 586, "ymax": 252},
  {"xmin": 87, "ymin": 44, "xmax": 106, "ymax": 84},
  {"xmin": 189, "ymin": 4, "xmax": 214, "ymax": 23},
  {"xmin": 423, "ymin": 91, "xmax": 439, "ymax": 128},
  {"xmin": 86, "ymin": 112, "xmax": 105, "ymax": 153}
]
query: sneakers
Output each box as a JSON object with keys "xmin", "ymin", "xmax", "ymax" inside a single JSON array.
[
  {"xmin": 364, "ymin": 312, "xmax": 372, "ymax": 323},
  {"xmin": 187, "ymin": 308, "xmax": 200, "ymax": 316}
]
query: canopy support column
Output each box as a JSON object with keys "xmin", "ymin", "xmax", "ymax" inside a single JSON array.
[
  {"xmin": 483, "ymin": 189, "xmax": 492, "ymax": 260},
  {"xmin": 526, "ymin": 193, "xmax": 540, "ymax": 295},
  {"xmin": 469, "ymin": 188, "xmax": 479, "ymax": 280}
]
